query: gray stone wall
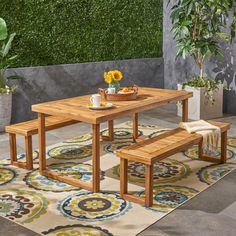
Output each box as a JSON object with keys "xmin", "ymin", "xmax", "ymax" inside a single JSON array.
[
  {"xmin": 6, "ymin": 58, "xmax": 164, "ymax": 123},
  {"xmin": 163, "ymin": 1, "xmax": 236, "ymax": 114}
]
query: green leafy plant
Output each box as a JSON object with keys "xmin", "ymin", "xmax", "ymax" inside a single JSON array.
[
  {"xmin": 169, "ymin": 0, "xmax": 236, "ymax": 104},
  {"xmin": 0, "ymin": 17, "xmax": 18, "ymax": 94},
  {"xmin": 182, "ymin": 77, "xmax": 222, "ymax": 104},
  {"xmin": 0, "ymin": 0, "xmax": 163, "ymax": 68},
  {"xmin": 170, "ymin": 0, "xmax": 236, "ymax": 80}
]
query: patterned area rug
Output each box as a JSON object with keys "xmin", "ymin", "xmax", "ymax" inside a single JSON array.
[{"xmin": 0, "ymin": 122, "xmax": 236, "ymax": 236}]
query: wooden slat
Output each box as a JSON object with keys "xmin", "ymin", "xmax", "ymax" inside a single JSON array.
[
  {"xmin": 31, "ymin": 88, "xmax": 193, "ymax": 124},
  {"xmin": 12, "ymin": 161, "xmax": 28, "ymax": 169},
  {"xmin": 117, "ymin": 128, "xmax": 202, "ymax": 165},
  {"xmin": 122, "ymin": 194, "xmax": 145, "ymax": 205},
  {"xmin": 208, "ymin": 121, "xmax": 230, "ymax": 132},
  {"xmin": 6, "ymin": 116, "xmax": 80, "ymax": 136},
  {"xmin": 42, "ymin": 170, "xmax": 93, "ymax": 191},
  {"xmin": 134, "ymin": 135, "xmax": 149, "ymax": 143},
  {"xmin": 122, "ymin": 128, "xmax": 189, "ymax": 150},
  {"xmin": 200, "ymin": 155, "xmax": 222, "ymax": 164}
]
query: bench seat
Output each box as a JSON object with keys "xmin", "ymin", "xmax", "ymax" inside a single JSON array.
[
  {"xmin": 117, "ymin": 121, "xmax": 230, "ymax": 207},
  {"xmin": 6, "ymin": 116, "xmax": 79, "ymax": 136},
  {"xmin": 5, "ymin": 116, "xmax": 80, "ymax": 170},
  {"xmin": 117, "ymin": 128, "xmax": 202, "ymax": 165}
]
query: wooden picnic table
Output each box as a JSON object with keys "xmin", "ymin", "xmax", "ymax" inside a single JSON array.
[{"xmin": 32, "ymin": 87, "xmax": 193, "ymax": 192}]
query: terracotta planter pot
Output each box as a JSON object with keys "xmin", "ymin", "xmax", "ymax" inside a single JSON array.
[
  {"xmin": 0, "ymin": 93, "xmax": 12, "ymax": 132},
  {"xmin": 177, "ymin": 84, "xmax": 223, "ymax": 120}
]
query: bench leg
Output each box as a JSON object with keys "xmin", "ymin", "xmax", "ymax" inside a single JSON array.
[
  {"xmin": 38, "ymin": 113, "xmax": 46, "ymax": 173},
  {"xmin": 132, "ymin": 113, "xmax": 139, "ymax": 141},
  {"xmin": 25, "ymin": 136, "xmax": 33, "ymax": 170},
  {"xmin": 9, "ymin": 133, "xmax": 17, "ymax": 164},
  {"xmin": 198, "ymin": 138, "xmax": 203, "ymax": 160},
  {"xmin": 145, "ymin": 164, "xmax": 153, "ymax": 207},
  {"xmin": 199, "ymin": 131, "xmax": 228, "ymax": 164},
  {"xmin": 120, "ymin": 158, "xmax": 128, "ymax": 197},
  {"xmin": 220, "ymin": 131, "xmax": 227, "ymax": 164}
]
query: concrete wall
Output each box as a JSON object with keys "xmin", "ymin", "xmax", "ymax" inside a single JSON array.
[
  {"xmin": 163, "ymin": 1, "xmax": 236, "ymax": 114},
  {"xmin": 6, "ymin": 58, "xmax": 164, "ymax": 123}
]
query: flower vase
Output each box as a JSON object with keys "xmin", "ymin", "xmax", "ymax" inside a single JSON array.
[{"xmin": 109, "ymin": 82, "xmax": 120, "ymax": 93}]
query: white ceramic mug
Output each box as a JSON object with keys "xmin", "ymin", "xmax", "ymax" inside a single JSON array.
[
  {"xmin": 107, "ymin": 87, "xmax": 116, "ymax": 94},
  {"xmin": 90, "ymin": 94, "xmax": 101, "ymax": 107}
]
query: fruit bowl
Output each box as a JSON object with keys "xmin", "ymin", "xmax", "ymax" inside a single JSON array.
[{"xmin": 98, "ymin": 85, "xmax": 138, "ymax": 101}]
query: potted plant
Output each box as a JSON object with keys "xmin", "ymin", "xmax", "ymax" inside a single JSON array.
[
  {"xmin": 104, "ymin": 70, "xmax": 123, "ymax": 93},
  {"xmin": 0, "ymin": 17, "xmax": 17, "ymax": 132},
  {"xmin": 169, "ymin": 0, "xmax": 236, "ymax": 120}
]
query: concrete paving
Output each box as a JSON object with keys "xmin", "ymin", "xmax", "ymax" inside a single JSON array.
[
  {"xmin": 0, "ymin": 105, "xmax": 236, "ymax": 236},
  {"xmin": 138, "ymin": 170, "xmax": 236, "ymax": 236}
]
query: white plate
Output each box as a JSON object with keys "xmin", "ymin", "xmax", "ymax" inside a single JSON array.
[{"xmin": 88, "ymin": 102, "xmax": 113, "ymax": 110}]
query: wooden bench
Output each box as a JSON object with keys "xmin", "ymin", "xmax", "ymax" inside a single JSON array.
[
  {"xmin": 5, "ymin": 116, "xmax": 80, "ymax": 170},
  {"xmin": 116, "ymin": 121, "xmax": 230, "ymax": 207}
]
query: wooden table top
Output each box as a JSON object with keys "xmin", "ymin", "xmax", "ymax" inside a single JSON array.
[{"xmin": 32, "ymin": 87, "xmax": 193, "ymax": 124}]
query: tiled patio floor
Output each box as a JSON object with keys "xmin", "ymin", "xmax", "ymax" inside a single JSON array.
[{"xmin": 1, "ymin": 104, "xmax": 236, "ymax": 236}]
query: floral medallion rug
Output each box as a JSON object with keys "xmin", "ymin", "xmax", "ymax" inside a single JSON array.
[{"xmin": 0, "ymin": 122, "xmax": 236, "ymax": 236}]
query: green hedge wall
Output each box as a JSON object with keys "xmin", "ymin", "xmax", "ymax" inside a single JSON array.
[{"xmin": 0, "ymin": 0, "xmax": 163, "ymax": 68}]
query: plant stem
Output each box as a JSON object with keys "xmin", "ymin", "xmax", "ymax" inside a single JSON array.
[
  {"xmin": 0, "ymin": 69, "xmax": 3, "ymax": 88},
  {"xmin": 191, "ymin": 5, "xmax": 205, "ymax": 79},
  {"xmin": 199, "ymin": 63, "xmax": 204, "ymax": 79}
]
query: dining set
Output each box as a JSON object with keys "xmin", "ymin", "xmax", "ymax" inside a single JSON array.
[
  {"xmin": 31, "ymin": 87, "xmax": 192, "ymax": 193},
  {"xmin": 6, "ymin": 86, "xmax": 231, "ymax": 207}
]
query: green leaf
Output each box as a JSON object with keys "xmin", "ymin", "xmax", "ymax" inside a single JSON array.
[
  {"xmin": 216, "ymin": 32, "xmax": 230, "ymax": 41},
  {"xmin": 170, "ymin": 0, "xmax": 236, "ymax": 67},
  {"xmin": 2, "ymin": 33, "xmax": 16, "ymax": 57},
  {"xmin": 0, "ymin": 18, "xmax": 8, "ymax": 41},
  {"xmin": 8, "ymin": 55, "xmax": 18, "ymax": 61}
]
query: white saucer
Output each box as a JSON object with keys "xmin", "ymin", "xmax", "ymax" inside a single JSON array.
[{"xmin": 88, "ymin": 103, "xmax": 113, "ymax": 110}]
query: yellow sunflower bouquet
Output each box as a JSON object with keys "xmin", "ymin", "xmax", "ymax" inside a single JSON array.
[{"xmin": 104, "ymin": 70, "xmax": 123, "ymax": 84}]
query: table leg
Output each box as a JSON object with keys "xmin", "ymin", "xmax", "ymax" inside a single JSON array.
[
  {"xmin": 220, "ymin": 131, "xmax": 227, "ymax": 164},
  {"xmin": 101, "ymin": 120, "xmax": 114, "ymax": 141},
  {"xmin": 108, "ymin": 120, "xmax": 114, "ymax": 141},
  {"xmin": 92, "ymin": 123, "xmax": 100, "ymax": 192},
  {"xmin": 182, "ymin": 99, "xmax": 188, "ymax": 122},
  {"xmin": 132, "ymin": 113, "xmax": 139, "ymax": 140},
  {"xmin": 38, "ymin": 113, "xmax": 46, "ymax": 173}
]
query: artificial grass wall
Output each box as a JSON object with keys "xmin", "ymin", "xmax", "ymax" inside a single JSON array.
[{"xmin": 0, "ymin": 0, "xmax": 163, "ymax": 68}]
